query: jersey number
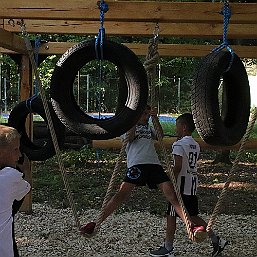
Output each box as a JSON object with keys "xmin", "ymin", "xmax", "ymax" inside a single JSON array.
[{"xmin": 189, "ymin": 151, "xmax": 197, "ymax": 169}]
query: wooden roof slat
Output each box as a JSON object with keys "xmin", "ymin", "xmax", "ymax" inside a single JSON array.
[
  {"xmin": 1, "ymin": 42, "xmax": 257, "ymax": 59},
  {"xmin": 126, "ymin": 43, "xmax": 257, "ymax": 58},
  {"xmin": 3, "ymin": 19, "xmax": 257, "ymax": 39},
  {"xmin": 1, "ymin": 1, "xmax": 257, "ymax": 24}
]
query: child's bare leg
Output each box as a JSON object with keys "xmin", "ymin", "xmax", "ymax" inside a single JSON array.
[
  {"xmin": 80, "ymin": 182, "xmax": 135, "ymax": 235},
  {"xmin": 159, "ymin": 181, "xmax": 191, "ymax": 224},
  {"xmin": 100, "ymin": 182, "xmax": 135, "ymax": 223},
  {"xmin": 166, "ymin": 215, "xmax": 176, "ymax": 243}
]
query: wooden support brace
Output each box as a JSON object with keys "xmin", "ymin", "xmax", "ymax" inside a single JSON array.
[{"xmin": 19, "ymin": 54, "xmax": 33, "ymax": 214}]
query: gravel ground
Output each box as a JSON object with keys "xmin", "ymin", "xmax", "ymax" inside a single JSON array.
[{"xmin": 15, "ymin": 204, "xmax": 257, "ymax": 257}]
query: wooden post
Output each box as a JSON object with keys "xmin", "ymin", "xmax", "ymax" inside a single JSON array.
[{"xmin": 19, "ymin": 54, "xmax": 33, "ymax": 214}]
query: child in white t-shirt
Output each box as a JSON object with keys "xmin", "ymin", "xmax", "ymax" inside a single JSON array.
[
  {"xmin": 0, "ymin": 125, "xmax": 31, "ymax": 257},
  {"xmin": 80, "ymin": 106, "xmax": 195, "ymax": 236},
  {"xmin": 150, "ymin": 113, "xmax": 228, "ymax": 257}
]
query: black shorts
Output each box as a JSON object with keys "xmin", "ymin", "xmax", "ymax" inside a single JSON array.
[
  {"xmin": 167, "ymin": 194, "xmax": 199, "ymax": 216},
  {"xmin": 123, "ymin": 164, "xmax": 170, "ymax": 189}
]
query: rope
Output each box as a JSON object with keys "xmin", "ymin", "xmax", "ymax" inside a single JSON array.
[
  {"xmin": 18, "ymin": 20, "xmax": 81, "ymax": 229},
  {"xmin": 206, "ymin": 107, "xmax": 257, "ymax": 232},
  {"xmin": 208, "ymin": 2, "xmax": 255, "ymax": 228},
  {"xmin": 95, "ymin": 0, "xmax": 108, "ymax": 61},
  {"xmin": 95, "ymin": 0, "xmax": 109, "ymax": 116},
  {"xmin": 212, "ymin": 0, "xmax": 234, "ymax": 73},
  {"xmin": 151, "ymin": 117, "xmax": 194, "ymax": 241},
  {"xmin": 143, "ymin": 29, "xmax": 194, "ymax": 241},
  {"xmin": 144, "ymin": 24, "xmax": 160, "ymax": 105},
  {"xmin": 24, "ymin": 36, "xmax": 41, "ymax": 112},
  {"xmin": 94, "ymin": 135, "xmax": 129, "ymax": 234},
  {"xmin": 33, "ymin": 37, "xmax": 41, "ymax": 96}
]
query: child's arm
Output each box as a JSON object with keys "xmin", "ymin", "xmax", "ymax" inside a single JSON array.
[
  {"xmin": 150, "ymin": 107, "xmax": 164, "ymax": 138},
  {"xmin": 127, "ymin": 125, "xmax": 137, "ymax": 142},
  {"xmin": 12, "ymin": 154, "xmax": 30, "ymax": 215},
  {"xmin": 15, "ymin": 153, "xmax": 31, "ymax": 200},
  {"xmin": 16, "ymin": 153, "xmax": 30, "ymax": 177},
  {"xmin": 173, "ymin": 154, "xmax": 182, "ymax": 179}
]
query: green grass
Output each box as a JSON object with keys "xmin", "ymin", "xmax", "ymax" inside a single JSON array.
[
  {"xmin": 32, "ymin": 148, "xmax": 169, "ymax": 214},
  {"xmin": 160, "ymin": 121, "xmax": 257, "ymax": 139},
  {"xmin": 31, "ymin": 146, "xmax": 257, "ymax": 215}
]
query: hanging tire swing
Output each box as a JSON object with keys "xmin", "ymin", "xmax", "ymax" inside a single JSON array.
[
  {"xmin": 50, "ymin": 39, "xmax": 148, "ymax": 140},
  {"xmin": 191, "ymin": 51, "xmax": 250, "ymax": 146},
  {"xmin": 8, "ymin": 96, "xmax": 65, "ymax": 161}
]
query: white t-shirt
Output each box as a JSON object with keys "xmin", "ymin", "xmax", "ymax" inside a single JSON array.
[
  {"xmin": 172, "ymin": 136, "xmax": 200, "ymax": 195},
  {"xmin": 0, "ymin": 167, "xmax": 31, "ymax": 257},
  {"xmin": 122, "ymin": 124, "xmax": 161, "ymax": 168}
]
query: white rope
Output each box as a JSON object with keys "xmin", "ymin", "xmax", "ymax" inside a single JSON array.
[{"xmin": 19, "ymin": 21, "xmax": 81, "ymax": 229}]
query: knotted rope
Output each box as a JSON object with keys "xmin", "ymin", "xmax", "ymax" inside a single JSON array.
[
  {"xmin": 18, "ymin": 20, "xmax": 81, "ymax": 229},
  {"xmin": 144, "ymin": 32, "xmax": 159, "ymax": 105},
  {"xmin": 207, "ymin": 107, "xmax": 257, "ymax": 232},
  {"xmin": 143, "ymin": 30, "xmax": 195, "ymax": 241},
  {"xmin": 93, "ymin": 134, "xmax": 129, "ymax": 234}
]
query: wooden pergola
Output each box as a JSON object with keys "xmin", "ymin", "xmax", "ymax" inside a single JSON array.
[
  {"xmin": 1, "ymin": 1, "xmax": 257, "ymax": 57},
  {"xmin": 1, "ymin": 1, "xmax": 257, "ymax": 212}
]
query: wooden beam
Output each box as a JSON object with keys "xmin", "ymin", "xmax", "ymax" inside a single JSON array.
[
  {"xmin": 1, "ymin": 1, "xmax": 257, "ymax": 24},
  {"xmin": 0, "ymin": 28, "xmax": 26, "ymax": 53},
  {"xmin": 1, "ymin": 43, "xmax": 257, "ymax": 59},
  {"xmin": 92, "ymin": 137, "xmax": 257, "ymax": 151},
  {"xmin": 3, "ymin": 19, "xmax": 257, "ymax": 39}
]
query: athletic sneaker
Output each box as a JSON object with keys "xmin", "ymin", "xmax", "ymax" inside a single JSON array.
[
  {"xmin": 150, "ymin": 245, "xmax": 175, "ymax": 257},
  {"xmin": 212, "ymin": 236, "xmax": 228, "ymax": 257},
  {"xmin": 79, "ymin": 221, "xmax": 96, "ymax": 236}
]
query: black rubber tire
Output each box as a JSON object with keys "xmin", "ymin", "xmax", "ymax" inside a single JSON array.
[
  {"xmin": 191, "ymin": 51, "xmax": 250, "ymax": 146},
  {"xmin": 8, "ymin": 97, "xmax": 65, "ymax": 161},
  {"xmin": 116, "ymin": 68, "xmax": 128, "ymax": 115},
  {"xmin": 50, "ymin": 39, "xmax": 148, "ymax": 140}
]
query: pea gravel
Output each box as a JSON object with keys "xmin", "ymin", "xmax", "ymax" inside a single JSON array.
[{"xmin": 15, "ymin": 204, "xmax": 257, "ymax": 257}]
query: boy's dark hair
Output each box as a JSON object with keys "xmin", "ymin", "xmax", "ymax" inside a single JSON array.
[
  {"xmin": 176, "ymin": 113, "xmax": 195, "ymax": 133},
  {"xmin": 145, "ymin": 104, "xmax": 151, "ymax": 110}
]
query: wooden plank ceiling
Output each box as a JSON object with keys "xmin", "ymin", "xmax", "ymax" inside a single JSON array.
[
  {"xmin": 1, "ymin": 1, "xmax": 257, "ymax": 23},
  {"xmin": 1, "ymin": 39, "xmax": 257, "ymax": 59},
  {"xmin": 1, "ymin": 1, "xmax": 257, "ymax": 57}
]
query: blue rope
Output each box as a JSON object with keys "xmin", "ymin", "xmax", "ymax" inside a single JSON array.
[
  {"xmin": 33, "ymin": 37, "xmax": 41, "ymax": 96},
  {"xmin": 222, "ymin": 2, "xmax": 231, "ymax": 47},
  {"xmin": 94, "ymin": 0, "xmax": 109, "ymax": 109},
  {"xmin": 25, "ymin": 94, "xmax": 38, "ymax": 112},
  {"xmin": 25, "ymin": 37, "xmax": 41, "ymax": 112},
  {"xmin": 95, "ymin": 1, "xmax": 109, "ymax": 60},
  {"xmin": 212, "ymin": 1, "xmax": 234, "ymax": 72}
]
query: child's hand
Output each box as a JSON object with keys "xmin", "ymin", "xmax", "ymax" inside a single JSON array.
[{"xmin": 17, "ymin": 153, "xmax": 30, "ymax": 173}]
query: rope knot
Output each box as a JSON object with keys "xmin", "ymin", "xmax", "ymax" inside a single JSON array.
[{"xmin": 98, "ymin": 1, "xmax": 109, "ymax": 13}]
